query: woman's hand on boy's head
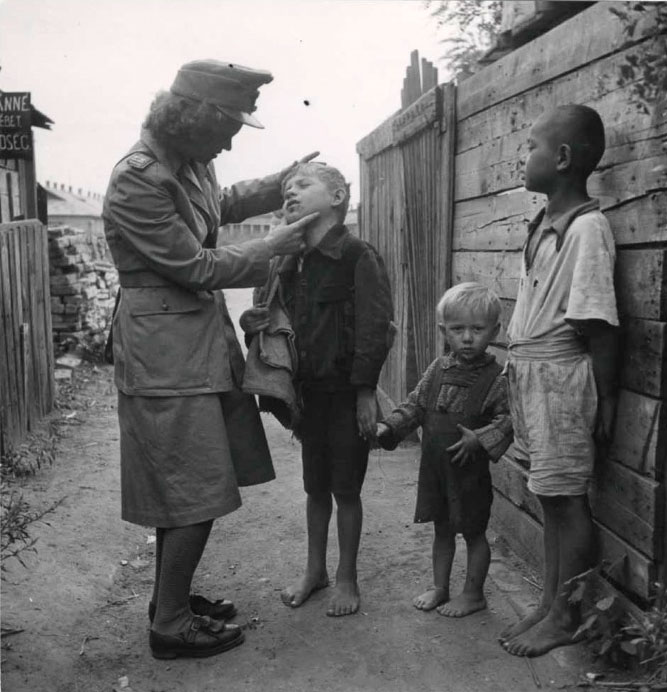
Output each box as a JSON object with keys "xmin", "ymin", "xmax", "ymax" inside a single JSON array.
[
  {"xmin": 280, "ymin": 151, "xmax": 321, "ymax": 182},
  {"xmin": 446, "ymin": 424, "xmax": 483, "ymax": 466},
  {"xmin": 239, "ymin": 306, "xmax": 270, "ymax": 335}
]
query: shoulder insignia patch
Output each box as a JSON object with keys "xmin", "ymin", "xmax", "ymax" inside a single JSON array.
[{"xmin": 127, "ymin": 153, "xmax": 154, "ymax": 170}]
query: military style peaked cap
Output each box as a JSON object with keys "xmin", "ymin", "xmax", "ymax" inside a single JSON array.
[{"xmin": 170, "ymin": 59, "xmax": 273, "ymax": 128}]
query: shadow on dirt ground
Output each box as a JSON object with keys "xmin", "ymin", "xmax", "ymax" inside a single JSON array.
[{"xmin": 1, "ymin": 289, "xmax": 599, "ymax": 692}]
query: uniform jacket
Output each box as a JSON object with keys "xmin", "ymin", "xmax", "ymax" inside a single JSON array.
[
  {"xmin": 103, "ymin": 129, "xmax": 283, "ymax": 396},
  {"xmin": 276, "ymin": 225, "xmax": 394, "ymax": 391}
]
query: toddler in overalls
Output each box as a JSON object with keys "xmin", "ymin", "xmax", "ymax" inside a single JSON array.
[{"xmin": 377, "ymin": 282, "xmax": 512, "ymax": 617}]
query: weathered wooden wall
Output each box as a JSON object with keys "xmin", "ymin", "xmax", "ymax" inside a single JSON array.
[
  {"xmin": 451, "ymin": 1, "xmax": 667, "ymax": 601},
  {"xmin": 0, "ymin": 220, "xmax": 54, "ymax": 455}
]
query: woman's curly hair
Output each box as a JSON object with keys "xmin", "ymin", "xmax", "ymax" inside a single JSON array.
[{"xmin": 143, "ymin": 90, "xmax": 232, "ymax": 146}]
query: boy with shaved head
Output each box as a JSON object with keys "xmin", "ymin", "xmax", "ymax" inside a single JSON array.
[{"xmin": 500, "ymin": 105, "xmax": 619, "ymax": 657}]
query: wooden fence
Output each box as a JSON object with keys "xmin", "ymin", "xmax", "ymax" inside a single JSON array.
[
  {"xmin": 0, "ymin": 220, "xmax": 55, "ymax": 456},
  {"xmin": 357, "ymin": 2, "xmax": 667, "ymax": 602}
]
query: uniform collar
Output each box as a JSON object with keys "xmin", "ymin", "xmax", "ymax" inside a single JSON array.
[
  {"xmin": 527, "ymin": 199, "xmax": 600, "ymax": 250},
  {"xmin": 137, "ymin": 128, "xmax": 183, "ymax": 176},
  {"xmin": 441, "ymin": 351, "xmax": 495, "ymax": 371}
]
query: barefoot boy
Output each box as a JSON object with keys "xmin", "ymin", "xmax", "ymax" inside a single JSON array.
[
  {"xmin": 242, "ymin": 163, "xmax": 393, "ymax": 616},
  {"xmin": 377, "ymin": 283, "xmax": 512, "ymax": 617},
  {"xmin": 500, "ymin": 105, "xmax": 619, "ymax": 657}
]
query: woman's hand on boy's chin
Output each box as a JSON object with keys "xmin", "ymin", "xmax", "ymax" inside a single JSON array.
[{"xmin": 264, "ymin": 212, "xmax": 319, "ymax": 256}]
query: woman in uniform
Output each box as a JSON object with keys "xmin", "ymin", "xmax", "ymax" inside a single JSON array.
[{"xmin": 103, "ymin": 59, "xmax": 317, "ymax": 660}]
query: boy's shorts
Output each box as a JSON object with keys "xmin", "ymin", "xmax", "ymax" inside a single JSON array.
[
  {"xmin": 507, "ymin": 354, "xmax": 597, "ymax": 496},
  {"xmin": 298, "ymin": 388, "xmax": 369, "ymax": 496}
]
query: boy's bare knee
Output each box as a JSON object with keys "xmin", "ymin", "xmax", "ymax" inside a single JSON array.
[{"xmin": 332, "ymin": 491, "xmax": 361, "ymax": 507}]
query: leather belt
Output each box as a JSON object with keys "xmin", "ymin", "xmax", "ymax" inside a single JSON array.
[{"xmin": 118, "ymin": 270, "xmax": 173, "ymax": 288}]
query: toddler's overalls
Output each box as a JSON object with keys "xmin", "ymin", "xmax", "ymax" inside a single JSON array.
[{"xmin": 414, "ymin": 360, "xmax": 502, "ymax": 535}]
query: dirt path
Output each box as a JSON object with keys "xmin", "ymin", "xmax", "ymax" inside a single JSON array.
[{"xmin": 1, "ymin": 290, "xmax": 593, "ymax": 692}]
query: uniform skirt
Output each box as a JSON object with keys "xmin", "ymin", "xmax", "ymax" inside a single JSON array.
[{"xmin": 118, "ymin": 390, "xmax": 273, "ymax": 528}]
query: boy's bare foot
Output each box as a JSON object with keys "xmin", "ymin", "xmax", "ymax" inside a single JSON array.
[
  {"xmin": 413, "ymin": 587, "xmax": 448, "ymax": 611},
  {"xmin": 498, "ymin": 606, "xmax": 547, "ymax": 643},
  {"xmin": 326, "ymin": 580, "xmax": 359, "ymax": 617},
  {"xmin": 437, "ymin": 593, "xmax": 486, "ymax": 618},
  {"xmin": 280, "ymin": 572, "xmax": 329, "ymax": 608},
  {"xmin": 503, "ymin": 613, "xmax": 578, "ymax": 657}
]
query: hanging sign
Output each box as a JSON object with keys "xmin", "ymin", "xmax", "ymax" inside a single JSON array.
[{"xmin": 0, "ymin": 92, "xmax": 33, "ymax": 159}]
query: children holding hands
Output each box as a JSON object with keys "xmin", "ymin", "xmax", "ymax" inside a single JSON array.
[{"xmin": 241, "ymin": 101, "xmax": 617, "ymax": 661}]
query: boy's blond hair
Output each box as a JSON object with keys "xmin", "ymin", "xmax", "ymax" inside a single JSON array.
[
  {"xmin": 282, "ymin": 162, "xmax": 351, "ymax": 222},
  {"xmin": 437, "ymin": 282, "xmax": 501, "ymax": 324}
]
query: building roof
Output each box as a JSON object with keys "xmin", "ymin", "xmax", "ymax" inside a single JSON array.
[{"xmin": 43, "ymin": 182, "xmax": 104, "ymax": 217}]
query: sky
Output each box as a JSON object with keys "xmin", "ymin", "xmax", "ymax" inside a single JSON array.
[{"xmin": 0, "ymin": 0, "xmax": 452, "ymax": 205}]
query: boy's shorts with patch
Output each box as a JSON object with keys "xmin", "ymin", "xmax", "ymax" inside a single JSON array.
[
  {"xmin": 298, "ymin": 388, "xmax": 370, "ymax": 496},
  {"xmin": 507, "ymin": 353, "xmax": 597, "ymax": 496}
]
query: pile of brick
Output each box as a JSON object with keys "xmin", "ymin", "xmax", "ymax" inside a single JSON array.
[{"xmin": 48, "ymin": 225, "xmax": 118, "ymax": 355}]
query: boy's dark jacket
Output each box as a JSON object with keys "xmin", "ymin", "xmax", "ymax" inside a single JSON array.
[{"xmin": 255, "ymin": 224, "xmax": 395, "ymax": 394}]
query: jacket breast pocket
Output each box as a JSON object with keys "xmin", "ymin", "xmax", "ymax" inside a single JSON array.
[
  {"xmin": 317, "ymin": 283, "xmax": 354, "ymax": 369},
  {"xmin": 121, "ymin": 287, "xmax": 215, "ymax": 391}
]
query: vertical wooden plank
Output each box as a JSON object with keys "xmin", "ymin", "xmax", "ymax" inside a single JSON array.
[
  {"xmin": 39, "ymin": 222, "xmax": 54, "ymax": 412},
  {"xmin": 27, "ymin": 224, "xmax": 43, "ymax": 421},
  {"xmin": 8, "ymin": 228, "xmax": 25, "ymax": 439},
  {"xmin": 18, "ymin": 226, "xmax": 30, "ymax": 429},
  {"xmin": 437, "ymin": 82, "xmax": 457, "ymax": 356},
  {"xmin": 0, "ymin": 230, "xmax": 15, "ymax": 453}
]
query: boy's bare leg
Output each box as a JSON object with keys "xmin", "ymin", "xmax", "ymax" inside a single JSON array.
[
  {"xmin": 327, "ymin": 492, "xmax": 362, "ymax": 616},
  {"xmin": 414, "ymin": 518, "xmax": 453, "ymax": 610},
  {"xmin": 438, "ymin": 530, "xmax": 489, "ymax": 617},
  {"xmin": 504, "ymin": 494, "xmax": 595, "ymax": 656},
  {"xmin": 281, "ymin": 492, "xmax": 331, "ymax": 607},
  {"xmin": 498, "ymin": 500, "xmax": 560, "ymax": 642}
]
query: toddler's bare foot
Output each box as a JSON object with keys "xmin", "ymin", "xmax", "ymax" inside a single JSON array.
[
  {"xmin": 437, "ymin": 592, "xmax": 486, "ymax": 618},
  {"xmin": 413, "ymin": 587, "xmax": 448, "ymax": 611},
  {"xmin": 326, "ymin": 580, "xmax": 359, "ymax": 617},
  {"xmin": 280, "ymin": 572, "xmax": 329, "ymax": 608},
  {"xmin": 503, "ymin": 613, "xmax": 579, "ymax": 657},
  {"xmin": 498, "ymin": 606, "xmax": 547, "ymax": 643}
]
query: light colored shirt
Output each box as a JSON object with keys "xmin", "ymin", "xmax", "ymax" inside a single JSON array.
[{"xmin": 508, "ymin": 199, "xmax": 619, "ymax": 349}]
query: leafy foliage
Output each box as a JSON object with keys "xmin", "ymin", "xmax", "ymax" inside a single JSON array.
[
  {"xmin": 0, "ymin": 492, "xmax": 62, "ymax": 573},
  {"xmin": 425, "ymin": 0, "xmax": 503, "ymax": 81},
  {"xmin": 567, "ymin": 567, "xmax": 667, "ymax": 682},
  {"xmin": 608, "ymin": 2, "xmax": 667, "ymax": 115}
]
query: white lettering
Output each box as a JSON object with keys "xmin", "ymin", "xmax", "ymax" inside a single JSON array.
[
  {"xmin": 0, "ymin": 133, "xmax": 31, "ymax": 151},
  {"xmin": 0, "ymin": 114, "xmax": 23, "ymax": 127},
  {"xmin": 0, "ymin": 94, "xmax": 30, "ymax": 113}
]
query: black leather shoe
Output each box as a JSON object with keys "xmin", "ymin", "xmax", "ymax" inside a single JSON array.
[
  {"xmin": 149, "ymin": 616, "xmax": 245, "ymax": 660},
  {"xmin": 148, "ymin": 595, "xmax": 237, "ymax": 623}
]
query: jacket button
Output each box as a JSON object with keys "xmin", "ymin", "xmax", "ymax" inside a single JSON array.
[
  {"xmin": 300, "ymin": 350, "xmax": 307, "ymax": 358},
  {"xmin": 162, "ymin": 301, "xmax": 169, "ymax": 311}
]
